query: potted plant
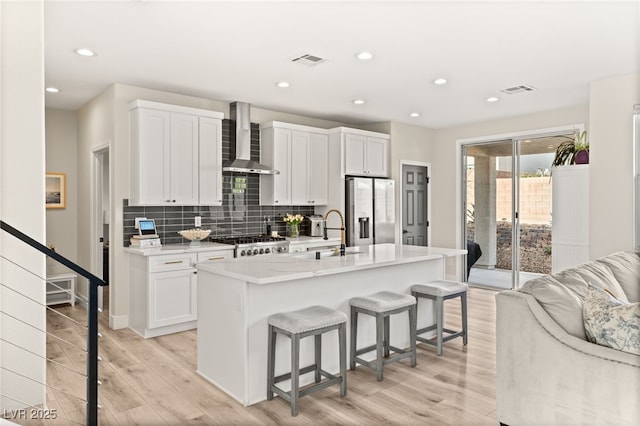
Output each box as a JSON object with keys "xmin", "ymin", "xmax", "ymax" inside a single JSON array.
[{"xmin": 552, "ymin": 130, "xmax": 589, "ymax": 166}]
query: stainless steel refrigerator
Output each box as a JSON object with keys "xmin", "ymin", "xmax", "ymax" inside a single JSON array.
[{"xmin": 345, "ymin": 177, "xmax": 395, "ymax": 246}]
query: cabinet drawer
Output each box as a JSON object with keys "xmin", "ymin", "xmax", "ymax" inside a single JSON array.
[
  {"xmin": 149, "ymin": 253, "xmax": 196, "ymax": 273},
  {"xmin": 197, "ymin": 249, "xmax": 234, "ymax": 263}
]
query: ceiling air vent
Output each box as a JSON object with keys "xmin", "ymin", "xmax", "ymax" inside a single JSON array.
[
  {"xmin": 498, "ymin": 84, "xmax": 536, "ymax": 95},
  {"xmin": 291, "ymin": 54, "xmax": 326, "ymax": 66}
]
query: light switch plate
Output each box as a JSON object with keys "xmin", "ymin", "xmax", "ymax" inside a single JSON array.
[{"xmin": 195, "ymin": 216, "xmax": 202, "ymax": 227}]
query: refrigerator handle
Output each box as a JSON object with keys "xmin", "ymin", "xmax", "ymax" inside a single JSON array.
[{"xmin": 359, "ymin": 217, "xmax": 370, "ymax": 239}]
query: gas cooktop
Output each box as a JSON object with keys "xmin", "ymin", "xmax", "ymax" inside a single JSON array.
[{"xmin": 211, "ymin": 235, "xmax": 287, "ymax": 245}]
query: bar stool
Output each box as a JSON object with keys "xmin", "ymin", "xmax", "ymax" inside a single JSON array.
[
  {"xmin": 411, "ymin": 280, "xmax": 468, "ymax": 356},
  {"xmin": 267, "ymin": 305, "xmax": 347, "ymax": 416},
  {"xmin": 349, "ymin": 291, "xmax": 417, "ymax": 381}
]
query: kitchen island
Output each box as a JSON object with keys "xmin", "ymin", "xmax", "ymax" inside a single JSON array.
[{"xmin": 196, "ymin": 243, "xmax": 466, "ymax": 405}]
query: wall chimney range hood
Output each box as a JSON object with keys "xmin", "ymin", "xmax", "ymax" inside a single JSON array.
[{"xmin": 223, "ymin": 102, "xmax": 279, "ymax": 175}]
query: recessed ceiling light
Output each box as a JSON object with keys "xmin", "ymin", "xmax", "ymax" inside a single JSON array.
[
  {"xmin": 486, "ymin": 96, "xmax": 500, "ymax": 103},
  {"xmin": 409, "ymin": 112, "xmax": 421, "ymax": 118},
  {"xmin": 433, "ymin": 78, "xmax": 447, "ymax": 85},
  {"xmin": 74, "ymin": 48, "xmax": 96, "ymax": 57},
  {"xmin": 276, "ymin": 81, "xmax": 290, "ymax": 88},
  {"xmin": 353, "ymin": 99, "xmax": 365, "ymax": 105},
  {"xmin": 356, "ymin": 51, "xmax": 374, "ymax": 60},
  {"xmin": 45, "ymin": 87, "xmax": 60, "ymax": 93}
]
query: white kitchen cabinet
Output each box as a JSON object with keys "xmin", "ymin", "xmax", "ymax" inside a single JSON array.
[
  {"xmin": 260, "ymin": 126, "xmax": 291, "ymax": 205},
  {"xmin": 260, "ymin": 122, "xmax": 328, "ymax": 206},
  {"xmin": 129, "ymin": 100, "xmax": 223, "ymax": 206},
  {"xmin": 129, "ymin": 251, "xmax": 198, "ymax": 338},
  {"xmin": 128, "ymin": 246, "xmax": 234, "ymax": 338},
  {"xmin": 198, "ymin": 116, "xmax": 223, "ymax": 205},
  {"xmin": 344, "ymin": 132, "xmax": 389, "ymax": 176},
  {"xmin": 291, "ymin": 131, "xmax": 328, "ymax": 205}
]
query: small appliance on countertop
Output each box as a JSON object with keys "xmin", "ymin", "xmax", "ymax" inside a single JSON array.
[{"xmin": 308, "ymin": 215, "xmax": 324, "ymax": 237}]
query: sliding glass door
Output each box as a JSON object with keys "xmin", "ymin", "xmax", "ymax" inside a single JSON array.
[{"xmin": 462, "ymin": 135, "xmax": 566, "ymax": 289}]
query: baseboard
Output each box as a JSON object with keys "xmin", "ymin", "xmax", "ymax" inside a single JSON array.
[{"xmin": 109, "ymin": 313, "xmax": 128, "ymax": 330}]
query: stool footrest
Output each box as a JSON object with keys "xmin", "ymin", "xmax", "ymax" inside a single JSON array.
[
  {"xmin": 416, "ymin": 324, "xmax": 437, "ymax": 335},
  {"xmin": 271, "ymin": 375, "xmax": 344, "ymax": 401},
  {"xmin": 417, "ymin": 329, "xmax": 464, "ymax": 346},
  {"xmin": 354, "ymin": 344, "xmax": 414, "ymax": 369},
  {"xmin": 274, "ymin": 364, "xmax": 317, "ymax": 384}
]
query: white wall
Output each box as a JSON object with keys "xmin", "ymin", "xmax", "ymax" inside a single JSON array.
[
  {"xmin": 589, "ymin": 73, "xmax": 640, "ymax": 258},
  {"xmin": 45, "ymin": 108, "xmax": 78, "ymax": 273},
  {"xmin": 0, "ymin": 0, "xmax": 47, "ymax": 410},
  {"xmin": 432, "ymin": 104, "xmax": 589, "ymax": 276}
]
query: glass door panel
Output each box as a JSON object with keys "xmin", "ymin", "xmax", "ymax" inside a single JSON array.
[{"xmin": 463, "ymin": 140, "xmax": 514, "ymax": 289}]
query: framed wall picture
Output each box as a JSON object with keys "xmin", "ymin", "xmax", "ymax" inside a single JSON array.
[{"xmin": 46, "ymin": 172, "xmax": 66, "ymax": 209}]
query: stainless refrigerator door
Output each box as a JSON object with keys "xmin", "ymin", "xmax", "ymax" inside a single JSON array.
[
  {"xmin": 346, "ymin": 177, "xmax": 374, "ymax": 247},
  {"xmin": 374, "ymin": 179, "xmax": 395, "ymax": 244}
]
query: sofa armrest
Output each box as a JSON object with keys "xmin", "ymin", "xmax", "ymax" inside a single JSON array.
[{"xmin": 496, "ymin": 290, "xmax": 640, "ymax": 426}]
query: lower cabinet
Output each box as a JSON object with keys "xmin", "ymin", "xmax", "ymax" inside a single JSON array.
[
  {"xmin": 128, "ymin": 248, "xmax": 233, "ymax": 338},
  {"xmin": 147, "ymin": 268, "xmax": 197, "ymax": 329}
]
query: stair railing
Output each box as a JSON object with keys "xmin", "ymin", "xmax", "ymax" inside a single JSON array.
[{"xmin": 0, "ymin": 220, "xmax": 105, "ymax": 425}]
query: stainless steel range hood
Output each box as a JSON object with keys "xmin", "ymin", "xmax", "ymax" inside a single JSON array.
[{"xmin": 223, "ymin": 102, "xmax": 279, "ymax": 174}]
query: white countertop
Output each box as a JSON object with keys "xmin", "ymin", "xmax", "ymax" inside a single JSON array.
[
  {"xmin": 124, "ymin": 242, "xmax": 234, "ymax": 256},
  {"xmin": 197, "ymin": 243, "xmax": 466, "ymax": 285}
]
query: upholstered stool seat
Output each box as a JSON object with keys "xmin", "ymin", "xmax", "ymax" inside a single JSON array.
[
  {"xmin": 267, "ymin": 305, "xmax": 347, "ymax": 416},
  {"xmin": 349, "ymin": 291, "xmax": 417, "ymax": 381},
  {"xmin": 411, "ymin": 280, "xmax": 468, "ymax": 356}
]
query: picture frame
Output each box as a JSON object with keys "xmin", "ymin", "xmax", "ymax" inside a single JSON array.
[{"xmin": 46, "ymin": 172, "xmax": 66, "ymax": 209}]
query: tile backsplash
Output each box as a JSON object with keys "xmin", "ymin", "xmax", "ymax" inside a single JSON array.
[{"xmin": 123, "ymin": 120, "xmax": 315, "ymax": 246}]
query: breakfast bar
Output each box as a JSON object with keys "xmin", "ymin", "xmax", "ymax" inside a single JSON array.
[{"xmin": 196, "ymin": 243, "xmax": 466, "ymax": 405}]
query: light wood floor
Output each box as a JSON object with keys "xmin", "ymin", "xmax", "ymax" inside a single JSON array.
[{"xmin": 27, "ymin": 287, "xmax": 498, "ymax": 425}]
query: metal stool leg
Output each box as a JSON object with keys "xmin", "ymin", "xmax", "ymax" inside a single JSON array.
[
  {"xmin": 339, "ymin": 322, "xmax": 347, "ymax": 396},
  {"xmin": 314, "ymin": 334, "xmax": 322, "ymax": 383},
  {"xmin": 461, "ymin": 291, "xmax": 468, "ymax": 345},
  {"xmin": 436, "ymin": 296, "xmax": 444, "ymax": 356},
  {"xmin": 376, "ymin": 312, "xmax": 384, "ymax": 381},
  {"xmin": 350, "ymin": 307, "xmax": 357, "ymax": 370},
  {"xmin": 409, "ymin": 304, "xmax": 417, "ymax": 367},
  {"xmin": 290, "ymin": 334, "xmax": 300, "ymax": 416},
  {"xmin": 267, "ymin": 325, "xmax": 276, "ymax": 400},
  {"xmin": 383, "ymin": 314, "xmax": 390, "ymax": 358}
]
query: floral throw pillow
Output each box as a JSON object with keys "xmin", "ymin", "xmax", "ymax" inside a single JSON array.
[{"xmin": 583, "ymin": 287, "xmax": 640, "ymax": 355}]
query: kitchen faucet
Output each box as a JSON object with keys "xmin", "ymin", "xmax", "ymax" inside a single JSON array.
[{"xmin": 323, "ymin": 208, "xmax": 346, "ymax": 256}]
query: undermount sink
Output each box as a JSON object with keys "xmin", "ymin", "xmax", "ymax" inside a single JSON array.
[{"xmin": 292, "ymin": 247, "xmax": 363, "ymax": 259}]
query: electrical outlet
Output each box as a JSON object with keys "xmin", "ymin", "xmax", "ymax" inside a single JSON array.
[
  {"xmin": 134, "ymin": 217, "xmax": 147, "ymax": 229},
  {"xmin": 195, "ymin": 216, "xmax": 202, "ymax": 227}
]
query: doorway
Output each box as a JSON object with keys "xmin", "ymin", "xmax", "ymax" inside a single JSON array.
[
  {"xmin": 461, "ymin": 132, "xmax": 571, "ymax": 289},
  {"xmin": 91, "ymin": 146, "xmax": 110, "ymax": 311},
  {"xmin": 400, "ymin": 162, "xmax": 430, "ymax": 246}
]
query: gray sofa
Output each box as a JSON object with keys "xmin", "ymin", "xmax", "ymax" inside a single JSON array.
[{"xmin": 496, "ymin": 251, "xmax": 640, "ymax": 426}]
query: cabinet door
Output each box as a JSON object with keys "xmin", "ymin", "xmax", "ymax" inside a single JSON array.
[
  {"xmin": 272, "ymin": 128, "xmax": 291, "ymax": 205},
  {"xmin": 290, "ymin": 130, "xmax": 310, "ymax": 204},
  {"xmin": 198, "ymin": 117, "xmax": 223, "ymax": 205},
  {"xmin": 344, "ymin": 133, "xmax": 367, "ymax": 175},
  {"xmin": 365, "ymin": 137, "xmax": 388, "ymax": 176},
  {"xmin": 307, "ymin": 133, "xmax": 328, "ymax": 205},
  {"xmin": 148, "ymin": 269, "xmax": 197, "ymax": 328},
  {"xmin": 132, "ymin": 108, "xmax": 171, "ymax": 205},
  {"xmin": 170, "ymin": 113, "xmax": 199, "ymax": 204}
]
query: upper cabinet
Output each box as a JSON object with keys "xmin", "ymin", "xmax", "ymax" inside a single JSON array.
[
  {"xmin": 260, "ymin": 122, "xmax": 329, "ymax": 206},
  {"xmin": 129, "ymin": 100, "xmax": 223, "ymax": 206},
  {"xmin": 331, "ymin": 128, "xmax": 390, "ymax": 177}
]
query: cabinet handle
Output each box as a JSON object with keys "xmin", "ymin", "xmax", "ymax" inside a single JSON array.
[
  {"xmin": 207, "ymin": 256, "xmax": 225, "ymax": 261},
  {"xmin": 164, "ymin": 260, "xmax": 183, "ymax": 265},
  {"xmin": 172, "ymin": 200, "xmax": 177, "ymax": 203},
  {"xmin": 274, "ymin": 200, "xmax": 279, "ymax": 203},
  {"xmin": 193, "ymin": 271, "xmax": 198, "ymax": 275}
]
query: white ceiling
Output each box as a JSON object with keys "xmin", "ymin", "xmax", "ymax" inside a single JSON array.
[{"xmin": 43, "ymin": 0, "xmax": 640, "ymax": 129}]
